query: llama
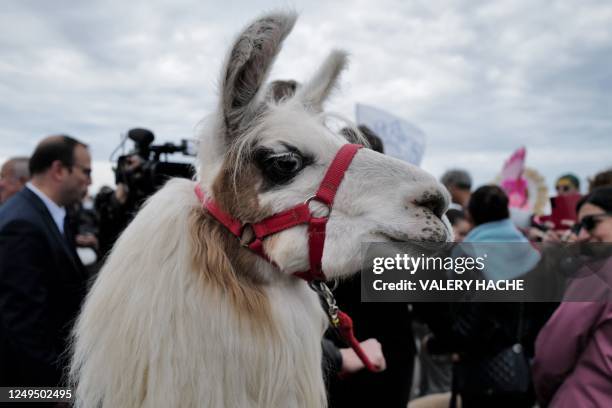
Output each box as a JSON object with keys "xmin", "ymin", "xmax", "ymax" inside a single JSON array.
[{"xmin": 70, "ymin": 12, "xmax": 450, "ymax": 408}]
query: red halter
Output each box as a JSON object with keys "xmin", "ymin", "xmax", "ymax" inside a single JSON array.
[
  {"xmin": 194, "ymin": 143, "xmax": 380, "ymax": 372},
  {"xmin": 194, "ymin": 143, "xmax": 363, "ymax": 281}
]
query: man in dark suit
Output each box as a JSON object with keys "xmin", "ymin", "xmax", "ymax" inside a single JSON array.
[{"xmin": 0, "ymin": 135, "xmax": 91, "ymax": 387}]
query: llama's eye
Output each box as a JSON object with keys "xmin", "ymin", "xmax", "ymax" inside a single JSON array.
[
  {"xmin": 254, "ymin": 148, "xmax": 307, "ymax": 186},
  {"xmin": 254, "ymin": 145, "xmax": 313, "ymax": 188},
  {"xmin": 263, "ymin": 153, "xmax": 304, "ymax": 183},
  {"xmin": 269, "ymin": 153, "xmax": 303, "ymax": 174}
]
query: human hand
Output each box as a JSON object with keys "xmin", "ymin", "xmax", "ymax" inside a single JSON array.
[
  {"xmin": 339, "ymin": 338, "xmax": 386, "ymax": 374},
  {"xmin": 560, "ymin": 229, "xmax": 578, "ymax": 243},
  {"xmin": 542, "ymin": 229, "xmax": 562, "ymax": 243},
  {"xmin": 527, "ymin": 227, "xmax": 547, "ymax": 242},
  {"xmin": 76, "ymin": 233, "xmax": 98, "ymax": 250},
  {"xmin": 115, "ymin": 183, "xmax": 128, "ymax": 204}
]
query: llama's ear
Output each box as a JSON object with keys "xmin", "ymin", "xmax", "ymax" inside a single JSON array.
[
  {"xmin": 265, "ymin": 80, "xmax": 299, "ymax": 103},
  {"xmin": 220, "ymin": 12, "xmax": 297, "ymax": 138},
  {"xmin": 297, "ymin": 50, "xmax": 348, "ymax": 112}
]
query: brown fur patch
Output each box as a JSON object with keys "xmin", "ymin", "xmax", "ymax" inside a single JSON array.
[
  {"xmin": 190, "ymin": 139, "xmax": 286, "ymax": 334},
  {"xmin": 189, "ymin": 207, "xmax": 275, "ymax": 334},
  {"xmin": 211, "ymin": 151, "xmax": 271, "ymax": 222}
]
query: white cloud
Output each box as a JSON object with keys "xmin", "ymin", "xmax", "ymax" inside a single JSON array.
[{"xmin": 0, "ymin": 0, "xmax": 610, "ymax": 198}]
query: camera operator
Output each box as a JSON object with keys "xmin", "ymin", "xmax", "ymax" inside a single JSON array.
[
  {"xmin": 95, "ymin": 128, "xmax": 195, "ymax": 259},
  {"xmin": 95, "ymin": 155, "xmax": 144, "ymax": 258}
]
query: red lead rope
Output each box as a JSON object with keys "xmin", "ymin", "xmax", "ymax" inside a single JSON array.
[
  {"xmin": 310, "ymin": 280, "xmax": 380, "ymax": 373},
  {"xmin": 337, "ymin": 311, "xmax": 380, "ymax": 372},
  {"xmin": 195, "ymin": 143, "xmax": 378, "ymax": 372}
]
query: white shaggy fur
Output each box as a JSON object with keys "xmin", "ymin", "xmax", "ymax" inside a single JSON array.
[
  {"xmin": 70, "ymin": 180, "xmax": 328, "ymax": 407},
  {"xmin": 70, "ymin": 11, "xmax": 451, "ymax": 408}
]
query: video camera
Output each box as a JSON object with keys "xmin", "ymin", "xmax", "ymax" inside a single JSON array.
[{"xmin": 114, "ymin": 128, "xmax": 196, "ymax": 202}]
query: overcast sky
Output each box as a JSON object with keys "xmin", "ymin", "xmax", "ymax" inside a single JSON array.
[{"xmin": 1, "ymin": 0, "xmax": 611, "ymax": 194}]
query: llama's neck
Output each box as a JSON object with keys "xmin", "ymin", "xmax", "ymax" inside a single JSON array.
[
  {"xmin": 188, "ymin": 194, "xmax": 330, "ymax": 406},
  {"xmin": 71, "ymin": 179, "xmax": 329, "ymax": 408}
]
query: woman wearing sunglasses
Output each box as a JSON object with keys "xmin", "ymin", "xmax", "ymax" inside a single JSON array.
[
  {"xmin": 572, "ymin": 188, "xmax": 612, "ymax": 242},
  {"xmin": 555, "ymin": 174, "xmax": 581, "ymax": 196},
  {"xmin": 533, "ymin": 186, "xmax": 612, "ymax": 407}
]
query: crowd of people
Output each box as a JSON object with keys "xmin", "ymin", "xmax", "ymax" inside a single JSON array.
[
  {"xmin": 1, "ymin": 131, "xmax": 611, "ymax": 407},
  {"xmin": 407, "ymin": 169, "xmax": 612, "ymax": 408}
]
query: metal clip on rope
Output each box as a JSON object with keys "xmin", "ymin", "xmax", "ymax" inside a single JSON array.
[{"xmin": 309, "ymin": 281, "xmax": 340, "ymax": 327}]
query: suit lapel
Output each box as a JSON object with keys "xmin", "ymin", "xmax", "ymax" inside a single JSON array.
[{"xmin": 22, "ymin": 188, "xmax": 85, "ymax": 277}]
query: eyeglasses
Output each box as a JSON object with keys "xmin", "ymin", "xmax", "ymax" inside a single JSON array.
[
  {"xmin": 556, "ymin": 184, "xmax": 574, "ymax": 193},
  {"xmin": 572, "ymin": 213, "xmax": 612, "ymax": 234},
  {"xmin": 72, "ymin": 164, "xmax": 92, "ymax": 178}
]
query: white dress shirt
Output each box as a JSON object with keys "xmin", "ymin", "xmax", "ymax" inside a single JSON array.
[{"xmin": 26, "ymin": 182, "xmax": 66, "ymax": 234}]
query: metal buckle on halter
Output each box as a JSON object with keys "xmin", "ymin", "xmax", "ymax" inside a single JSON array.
[
  {"xmin": 239, "ymin": 224, "xmax": 256, "ymax": 247},
  {"xmin": 305, "ymin": 196, "xmax": 331, "ymax": 218},
  {"xmin": 309, "ymin": 280, "xmax": 340, "ymax": 327}
]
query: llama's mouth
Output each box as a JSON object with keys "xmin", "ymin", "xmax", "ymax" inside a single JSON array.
[
  {"xmin": 378, "ymin": 230, "xmax": 449, "ymax": 243},
  {"xmin": 384, "ymin": 234, "xmax": 406, "ymax": 243},
  {"xmin": 377, "ymin": 232, "xmax": 413, "ymax": 243}
]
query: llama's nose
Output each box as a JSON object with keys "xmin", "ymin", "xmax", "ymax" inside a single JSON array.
[{"xmin": 414, "ymin": 190, "xmax": 448, "ymax": 219}]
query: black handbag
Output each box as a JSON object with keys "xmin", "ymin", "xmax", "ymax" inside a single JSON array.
[{"xmin": 451, "ymin": 303, "xmax": 530, "ymax": 404}]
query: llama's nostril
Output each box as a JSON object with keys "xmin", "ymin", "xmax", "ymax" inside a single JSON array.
[{"xmin": 415, "ymin": 191, "xmax": 447, "ymax": 219}]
